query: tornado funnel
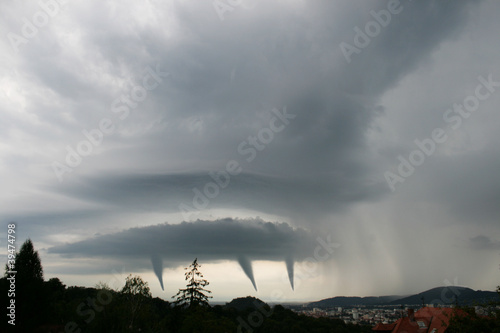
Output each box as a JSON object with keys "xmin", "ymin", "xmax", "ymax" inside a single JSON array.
[
  {"xmin": 151, "ymin": 254, "xmax": 164, "ymax": 290},
  {"xmin": 237, "ymin": 255, "xmax": 257, "ymax": 291},
  {"xmin": 285, "ymin": 255, "xmax": 294, "ymax": 290}
]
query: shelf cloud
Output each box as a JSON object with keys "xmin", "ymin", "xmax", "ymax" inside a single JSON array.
[
  {"xmin": 49, "ymin": 218, "xmax": 327, "ymax": 290},
  {"xmin": 2, "ymin": 0, "xmax": 500, "ymax": 299}
]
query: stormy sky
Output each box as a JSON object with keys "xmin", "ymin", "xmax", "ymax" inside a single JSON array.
[{"xmin": 1, "ymin": 0, "xmax": 499, "ymax": 302}]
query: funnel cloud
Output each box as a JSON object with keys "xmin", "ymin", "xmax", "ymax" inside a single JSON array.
[
  {"xmin": 3, "ymin": 0, "xmax": 500, "ymax": 301},
  {"xmin": 237, "ymin": 255, "xmax": 257, "ymax": 291},
  {"xmin": 151, "ymin": 254, "xmax": 164, "ymax": 290},
  {"xmin": 49, "ymin": 218, "xmax": 324, "ymax": 290},
  {"xmin": 285, "ymin": 256, "xmax": 295, "ymax": 291}
]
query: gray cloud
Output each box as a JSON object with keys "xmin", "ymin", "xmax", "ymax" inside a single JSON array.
[
  {"xmin": 45, "ymin": 171, "xmax": 386, "ymax": 225},
  {"xmin": 2, "ymin": 0, "xmax": 500, "ymax": 299},
  {"xmin": 28, "ymin": 0, "xmax": 480, "ymax": 226},
  {"xmin": 48, "ymin": 218, "xmax": 324, "ymax": 290},
  {"xmin": 469, "ymin": 235, "xmax": 500, "ymax": 250}
]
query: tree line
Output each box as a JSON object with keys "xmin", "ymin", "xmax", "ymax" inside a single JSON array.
[{"xmin": 1, "ymin": 239, "xmax": 498, "ymax": 332}]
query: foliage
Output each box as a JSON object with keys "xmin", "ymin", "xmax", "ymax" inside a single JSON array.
[
  {"xmin": 6, "ymin": 238, "xmax": 43, "ymax": 282},
  {"xmin": 172, "ymin": 258, "xmax": 213, "ymax": 308},
  {"xmin": 446, "ymin": 286, "xmax": 500, "ymax": 333},
  {"xmin": 226, "ymin": 295, "xmax": 268, "ymax": 311},
  {"xmin": 122, "ymin": 274, "xmax": 152, "ymax": 297},
  {"xmin": 0, "ymin": 276, "xmax": 373, "ymax": 333},
  {"xmin": 121, "ymin": 274, "xmax": 153, "ymax": 330},
  {"xmin": 0, "ymin": 242, "xmax": 387, "ymax": 332},
  {"xmin": 2, "ymin": 239, "xmax": 46, "ymax": 331},
  {"xmin": 95, "ymin": 280, "xmax": 113, "ymax": 291}
]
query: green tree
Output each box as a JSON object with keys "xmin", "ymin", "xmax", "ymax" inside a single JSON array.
[
  {"xmin": 172, "ymin": 258, "xmax": 212, "ymax": 307},
  {"xmin": 122, "ymin": 274, "xmax": 152, "ymax": 297},
  {"xmin": 95, "ymin": 280, "xmax": 113, "ymax": 291},
  {"xmin": 121, "ymin": 274, "xmax": 152, "ymax": 330},
  {"xmin": 5, "ymin": 238, "xmax": 43, "ymax": 282},
  {"xmin": 43, "ymin": 277, "xmax": 67, "ymax": 326},
  {"xmin": 4, "ymin": 239, "xmax": 46, "ymax": 331},
  {"xmin": 446, "ymin": 285, "xmax": 500, "ymax": 333}
]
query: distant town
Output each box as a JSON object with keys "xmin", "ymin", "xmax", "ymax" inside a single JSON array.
[
  {"xmin": 279, "ymin": 285, "xmax": 500, "ymax": 331},
  {"xmin": 292, "ymin": 304, "xmax": 458, "ymax": 326}
]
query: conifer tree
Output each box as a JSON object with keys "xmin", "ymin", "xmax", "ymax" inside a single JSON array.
[
  {"xmin": 172, "ymin": 258, "xmax": 212, "ymax": 307},
  {"xmin": 6, "ymin": 238, "xmax": 43, "ymax": 283},
  {"xmin": 5, "ymin": 239, "xmax": 45, "ymax": 330}
]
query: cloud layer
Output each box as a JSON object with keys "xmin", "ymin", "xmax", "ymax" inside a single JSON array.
[
  {"xmin": 49, "ymin": 218, "xmax": 324, "ymax": 290},
  {"xmin": 1, "ymin": 0, "xmax": 500, "ymax": 299}
]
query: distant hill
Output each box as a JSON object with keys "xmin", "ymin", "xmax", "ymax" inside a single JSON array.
[
  {"xmin": 309, "ymin": 286, "xmax": 499, "ymax": 308},
  {"xmin": 226, "ymin": 296, "xmax": 268, "ymax": 311},
  {"xmin": 309, "ymin": 295, "xmax": 404, "ymax": 308},
  {"xmin": 387, "ymin": 286, "xmax": 499, "ymax": 306}
]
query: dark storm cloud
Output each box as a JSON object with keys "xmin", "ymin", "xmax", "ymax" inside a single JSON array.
[
  {"xmin": 47, "ymin": 171, "xmax": 386, "ymax": 223},
  {"xmin": 33, "ymin": 0, "xmax": 480, "ymax": 223},
  {"xmin": 2, "ymin": 0, "xmax": 488, "ymax": 245},
  {"xmin": 469, "ymin": 235, "xmax": 500, "ymax": 250},
  {"xmin": 2, "ymin": 0, "xmax": 499, "ymax": 298},
  {"xmin": 409, "ymin": 149, "xmax": 500, "ymax": 225},
  {"xmin": 336, "ymin": 0, "xmax": 477, "ymax": 95},
  {"xmin": 49, "ymin": 218, "xmax": 317, "ymax": 260},
  {"xmin": 48, "ymin": 218, "xmax": 334, "ymax": 289}
]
